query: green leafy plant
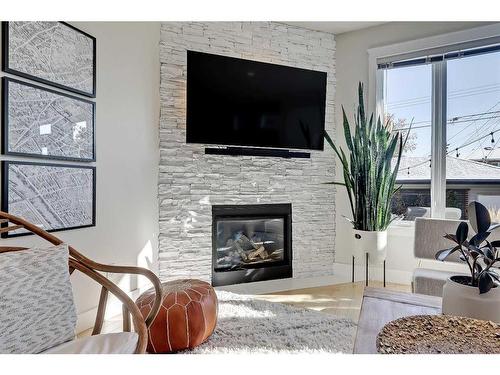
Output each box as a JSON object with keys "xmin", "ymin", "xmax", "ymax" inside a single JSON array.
[
  {"xmin": 325, "ymin": 82, "xmax": 408, "ymax": 231},
  {"xmin": 436, "ymin": 201, "xmax": 500, "ymax": 294}
]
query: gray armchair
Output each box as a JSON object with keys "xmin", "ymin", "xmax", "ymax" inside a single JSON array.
[
  {"xmin": 413, "ymin": 216, "xmax": 500, "ymax": 296},
  {"xmin": 413, "ymin": 217, "xmax": 466, "ymax": 297}
]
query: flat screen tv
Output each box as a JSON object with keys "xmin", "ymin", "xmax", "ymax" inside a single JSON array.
[{"xmin": 186, "ymin": 51, "xmax": 327, "ymax": 151}]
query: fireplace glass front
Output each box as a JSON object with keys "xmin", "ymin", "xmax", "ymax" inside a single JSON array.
[{"xmin": 215, "ymin": 217, "xmax": 285, "ymax": 271}]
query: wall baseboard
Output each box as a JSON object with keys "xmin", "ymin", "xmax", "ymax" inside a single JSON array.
[{"xmin": 215, "ymin": 274, "xmax": 345, "ymax": 295}]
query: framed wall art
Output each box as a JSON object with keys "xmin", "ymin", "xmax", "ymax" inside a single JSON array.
[
  {"xmin": 2, "ymin": 21, "xmax": 96, "ymax": 97},
  {"xmin": 1, "ymin": 161, "xmax": 96, "ymax": 237},
  {"xmin": 2, "ymin": 77, "xmax": 95, "ymax": 161}
]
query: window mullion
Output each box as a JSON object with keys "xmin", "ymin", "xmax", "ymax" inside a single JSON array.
[
  {"xmin": 375, "ymin": 68, "xmax": 386, "ymax": 124},
  {"xmin": 430, "ymin": 61, "xmax": 447, "ymax": 218}
]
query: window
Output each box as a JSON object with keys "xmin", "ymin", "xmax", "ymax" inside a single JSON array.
[
  {"xmin": 446, "ymin": 51, "xmax": 500, "ymax": 220},
  {"xmin": 383, "ymin": 64, "xmax": 432, "ymax": 219},
  {"xmin": 378, "ymin": 42, "xmax": 500, "ymax": 222}
]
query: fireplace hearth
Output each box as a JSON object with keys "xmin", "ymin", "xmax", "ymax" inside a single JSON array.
[{"xmin": 212, "ymin": 204, "xmax": 292, "ymax": 286}]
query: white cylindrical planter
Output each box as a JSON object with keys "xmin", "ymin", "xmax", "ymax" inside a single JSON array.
[
  {"xmin": 352, "ymin": 229, "xmax": 387, "ymax": 264},
  {"xmin": 442, "ymin": 276, "xmax": 500, "ymax": 323}
]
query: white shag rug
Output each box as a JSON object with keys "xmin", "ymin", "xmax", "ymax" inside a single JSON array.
[{"xmin": 188, "ymin": 290, "xmax": 357, "ymax": 354}]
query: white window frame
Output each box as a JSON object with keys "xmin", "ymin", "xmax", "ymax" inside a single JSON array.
[{"xmin": 368, "ymin": 23, "xmax": 500, "ymax": 219}]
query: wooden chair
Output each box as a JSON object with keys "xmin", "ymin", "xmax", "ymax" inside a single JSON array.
[{"xmin": 0, "ymin": 210, "xmax": 163, "ymax": 354}]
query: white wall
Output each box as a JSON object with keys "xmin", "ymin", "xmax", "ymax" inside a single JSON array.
[
  {"xmin": 0, "ymin": 22, "xmax": 161, "ymax": 330},
  {"xmin": 334, "ymin": 22, "xmax": 494, "ymax": 283}
]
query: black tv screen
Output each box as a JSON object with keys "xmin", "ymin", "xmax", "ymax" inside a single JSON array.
[{"xmin": 186, "ymin": 51, "xmax": 327, "ymax": 151}]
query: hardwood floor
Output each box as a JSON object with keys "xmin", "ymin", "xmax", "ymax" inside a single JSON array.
[
  {"xmin": 256, "ymin": 281, "xmax": 411, "ymax": 323},
  {"xmin": 78, "ymin": 281, "xmax": 411, "ymax": 337}
]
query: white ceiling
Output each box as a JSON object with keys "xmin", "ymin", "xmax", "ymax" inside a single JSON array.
[{"xmin": 284, "ymin": 22, "xmax": 387, "ymax": 35}]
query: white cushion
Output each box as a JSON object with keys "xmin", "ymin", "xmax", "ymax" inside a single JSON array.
[
  {"xmin": 42, "ymin": 333, "xmax": 139, "ymax": 354},
  {"xmin": 0, "ymin": 244, "xmax": 77, "ymax": 353}
]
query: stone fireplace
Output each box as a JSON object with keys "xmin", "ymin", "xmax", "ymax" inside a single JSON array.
[
  {"xmin": 158, "ymin": 22, "xmax": 336, "ymax": 285},
  {"xmin": 212, "ymin": 204, "xmax": 292, "ymax": 286}
]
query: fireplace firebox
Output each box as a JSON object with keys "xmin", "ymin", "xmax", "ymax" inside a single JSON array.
[{"xmin": 212, "ymin": 204, "xmax": 292, "ymax": 287}]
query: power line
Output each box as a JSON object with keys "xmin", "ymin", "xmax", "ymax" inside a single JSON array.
[
  {"xmin": 486, "ymin": 134, "xmax": 500, "ymax": 159},
  {"xmin": 389, "ymin": 103, "xmax": 500, "ymax": 160},
  {"xmin": 393, "ymin": 110, "xmax": 500, "ymax": 131},
  {"xmin": 386, "ymin": 86, "xmax": 500, "ymax": 111},
  {"xmin": 397, "ymin": 127, "xmax": 500, "ymax": 173},
  {"xmin": 448, "ymin": 101, "xmax": 500, "ymax": 144},
  {"xmin": 450, "ymin": 129, "xmax": 500, "ymax": 156},
  {"xmin": 398, "ymin": 158, "xmax": 431, "ymax": 174},
  {"xmin": 386, "ymin": 83, "xmax": 500, "ymax": 107},
  {"xmin": 398, "ymin": 116, "xmax": 500, "ymax": 131},
  {"xmin": 448, "ymin": 101, "xmax": 500, "ymax": 151},
  {"xmin": 461, "ymin": 121, "xmax": 500, "ymax": 159}
]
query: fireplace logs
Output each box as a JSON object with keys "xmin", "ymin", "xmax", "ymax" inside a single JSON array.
[{"xmin": 216, "ymin": 233, "xmax": 283, "ymax": 269}]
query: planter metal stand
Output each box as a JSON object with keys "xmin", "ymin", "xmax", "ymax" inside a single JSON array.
[
  {"xmin": 351, "ymin": 254, "xmax": 386, "ymax": 287},
  {"xmin": 366, "ymin": 252, "xmax": 369, "ymax": 286}
]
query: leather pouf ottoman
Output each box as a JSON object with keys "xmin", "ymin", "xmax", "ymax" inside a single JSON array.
[{"xmin": 136, "ymin": 279, "xmax": 218, "ymax": 353}]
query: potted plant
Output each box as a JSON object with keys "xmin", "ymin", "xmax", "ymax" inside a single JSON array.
[
  {"xmin": 435, "ymin": 201, "xmax": 500, "ymax": 322},
  {"xmin": 325, "ymin": 82, "xmax": 408, "ymax": 264}
]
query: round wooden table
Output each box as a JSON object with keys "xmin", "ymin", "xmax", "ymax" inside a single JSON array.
[{"xmin": 377, "ymin": 315, "xmax": 500, "ymax": 354}]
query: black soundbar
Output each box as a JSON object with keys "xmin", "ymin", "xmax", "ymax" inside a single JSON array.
[{"xmin": 205, "ymin": 147, "xmax": 310, "ymax": 159}]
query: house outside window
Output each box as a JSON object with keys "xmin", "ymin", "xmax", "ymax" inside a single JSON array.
[{"xmin": 372, "ymin": 28, "xmax": 500, "ymax": 222}]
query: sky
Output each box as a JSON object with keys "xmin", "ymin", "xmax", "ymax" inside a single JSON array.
[{"xmin": 384, "ymin": 50, "xmax": 500, "ymax": 164}]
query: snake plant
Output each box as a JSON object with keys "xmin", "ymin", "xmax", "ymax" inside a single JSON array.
[{"xmin": 325, "ymin": 82, "xmax": 408, "ymax": 231}]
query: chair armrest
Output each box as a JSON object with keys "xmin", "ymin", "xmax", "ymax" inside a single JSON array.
[
  {"xmin": 69, "ymin": 259, "xmax": 149, "ymax": 353},
  {"xmin": 85, "ymin": 262, "xmax": 163, "ymax": 327}
]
